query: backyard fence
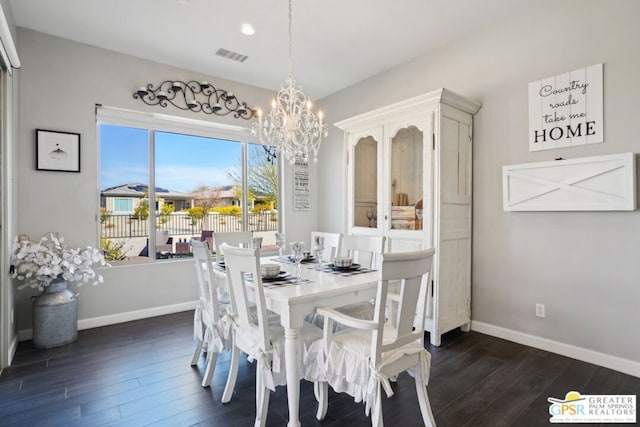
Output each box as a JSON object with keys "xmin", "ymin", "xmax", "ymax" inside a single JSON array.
[{"xmin": 101, "ymin": 212, "xmax": 278, "ymax": 239}]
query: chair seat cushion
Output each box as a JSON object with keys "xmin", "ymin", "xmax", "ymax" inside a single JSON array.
[
  {"xmin": 326, "ymin": 323, "xmax": 429, "ymax": 404},
  {"xmin": 305, "ymin": 301, "xmax": 374, "ymax": 330},
  {"xmin": 233, "ymin": 316, "xmax": 323, "ymax": 391}
]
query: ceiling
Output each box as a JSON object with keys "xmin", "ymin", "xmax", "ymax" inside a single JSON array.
[{"xmin": 9, "ymin": 0, "xmax": 529, "ymax": 99}]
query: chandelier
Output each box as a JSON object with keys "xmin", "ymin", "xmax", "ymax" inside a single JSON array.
[{"xmin": 252, "ymin": 0, "xmax": 328, "ymax": 164}]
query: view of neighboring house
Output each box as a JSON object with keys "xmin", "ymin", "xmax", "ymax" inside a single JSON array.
[
  {"xmin": 100, "ymin": 183, "xmax": 192, "ymax": 213},
  {"xmin": 191, "ymin": 185, "xmax": 240, "ymax": 208}
]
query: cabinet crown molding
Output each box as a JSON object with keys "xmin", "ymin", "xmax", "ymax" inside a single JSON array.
[{"xmin": 334, "ymin": 88, "xmax": 481, "ymax": 132}]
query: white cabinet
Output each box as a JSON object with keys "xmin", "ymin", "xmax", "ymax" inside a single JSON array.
[{"xmin": 335, "ymin": 89, "xmax": 481, "ymax": 345}]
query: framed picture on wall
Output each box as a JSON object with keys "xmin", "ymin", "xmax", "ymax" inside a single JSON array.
[{"xmin": 35, "ymin": 129, "xmax": 81, "ymax": 172}]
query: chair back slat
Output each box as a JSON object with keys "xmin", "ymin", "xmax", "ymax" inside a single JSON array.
[
  {"xmin": 371, "ymin": 248, "xmax": 435, "ymax": 367},
  {"xmin": 191, "ymin": 240, "xmax": 220, "ymax": 318},
  {"xmin": 213, "ymin": 231, "xmax": 252, "ymax": 262},
  {"xmin": 222, "ymin": 243, "xmax": 270, "ymax": 352},
  {"xmin": 341, "ymin": 235, "xmax": 385, "ymax": 269}
]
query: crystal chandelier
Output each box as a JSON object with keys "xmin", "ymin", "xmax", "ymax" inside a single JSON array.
[{"xmin": 252, "ymin": 0, "xmax": 328, "ymax": 164}]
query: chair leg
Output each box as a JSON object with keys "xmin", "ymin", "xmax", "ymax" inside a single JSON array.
[
  {"xmin": 371, "ymin": 382, "xmax": 383, "ymax": 427},
  {"xmin": 201, "ymin": 350, "xmax": 218, "ymax": 387},
  {"xmin": 315, "ymin": 381, "xmax": 328, "ymax": 421},
  {"xmin": 254, "ymin": 358, "xmax": 270, "ymax": 427},
  {"xmin": 221, "ymin": 345, "xmax": 241, "ymax": 403},
  {"xmin": 190, "ymin": 338, "xmax": 203, "ymax": 366},
  {"xmin": 414, "ymin": 372, "xmax": 436, "ymax": 427}
]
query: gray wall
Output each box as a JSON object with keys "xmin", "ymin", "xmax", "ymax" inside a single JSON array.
[
  {"xmin": 14, "ymin": 28, "xmax": 317, "ymax": 332},
  {"xmin": 318, "ymin": 0, "xmax": 640, "ymax": 363}
]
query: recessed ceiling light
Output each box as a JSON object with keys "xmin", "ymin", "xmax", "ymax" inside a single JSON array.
[{"xmin": 241, "ymin": 23, "xmax": 255, "ymax": 36}]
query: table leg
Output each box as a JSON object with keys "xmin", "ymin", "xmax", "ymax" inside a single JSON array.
[{"xmin": 285, "ymin": 327, "xmax": 301, "ymax": 427}]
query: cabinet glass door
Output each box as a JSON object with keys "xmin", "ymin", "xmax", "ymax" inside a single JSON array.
[
  {"xmin": 353, "ymin": 135, "xmax": 378, "ymax": 229},
  {"xmin": 389, "ymin": 126, "xmax": 423, "ymax": 230}
]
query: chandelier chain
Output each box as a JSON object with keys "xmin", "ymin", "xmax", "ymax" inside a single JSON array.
[{"xmin": 288, "ymin": 0, "xmax": 293, "ymax": 77}]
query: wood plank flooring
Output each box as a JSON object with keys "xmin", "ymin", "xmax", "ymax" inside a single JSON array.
[{"xmin": 1, "ymin": 311, "xmax": 638, "ymax": 426}]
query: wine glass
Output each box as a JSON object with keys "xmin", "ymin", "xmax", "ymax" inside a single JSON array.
[
  {"xmin": 275, "ymin": 232, "xmax": 286, "ymax": 266},
  {"xmin": 372, "ymin": 211, "xmax": 377, "ymax": 228},
  {"xmin": 290, "ymin": 241, "xmax": 304, "ymax": 282},
  {"xmin": 366, "ymin": 210, "xmax": 373, "ymax": 227},
  {"xmin": 313, "ymin": 235, "xmax": 325, "ymax": 268},
  {"xmin": 251, "ymin": 237, "xmax": 263, "ymax": 249},
  {"xmin": 415, "ymin": 208, "xmax": 423, "ymax": 230}
]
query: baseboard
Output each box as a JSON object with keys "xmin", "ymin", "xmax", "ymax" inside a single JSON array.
[
  {"xmin": 471, "ymin": 321, "xmax": 640, "ymax": 378},
  {"xmin": 18, "ymin": 300, "xmax": 198, "ymax": 341}
]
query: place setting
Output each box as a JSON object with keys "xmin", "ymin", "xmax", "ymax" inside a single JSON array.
[
  {"xmin": 316, "ymin": 256, "xmax": 376, "ymax": 276},
  {"xmin": 245, "ymin": 262, "xmax": 310, "ymax": 287}
]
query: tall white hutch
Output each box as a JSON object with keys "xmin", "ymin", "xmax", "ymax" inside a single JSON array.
[{"xmin": 335, "ymin": 89, "xmax": 481, "ymax": 345}]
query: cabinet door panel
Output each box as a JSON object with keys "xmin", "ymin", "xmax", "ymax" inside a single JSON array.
[{"xmin": 353, "ymin": 136, "xmax": 378, "ymax": 228}]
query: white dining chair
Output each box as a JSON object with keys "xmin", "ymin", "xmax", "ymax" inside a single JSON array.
[
  {"xmin": 190, "ymin": 240, "xmax": 232, "ymax": 387},
  {"xmin": 311, "ymin": 231, "xmax": 342, "ymax": 262},
  {"xmin": 315, "ymin": 248, "xmax": 437, "ymax": 427},
  {"xmin": 213, "ymin": 231, "xmax": 252, "ymax": 262},
  {"xmin": 220, "ymin": 243, "xmax": 324, "ymax": 426},
  {"xmin": 341, "ymin": 234, "xmax": 386, "ymax": 269},
  {"xmin": 328, "ymin": 234, "xmax": 387, "ymax": 321}
]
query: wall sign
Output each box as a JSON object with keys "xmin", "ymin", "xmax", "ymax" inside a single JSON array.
[
  {"xmin": 293, "ymin": 157, "xmax": 310, "ymax": 210},
  {"xmin": 528, "ymin": 63, "xmax": 603, "ymax": 151}
]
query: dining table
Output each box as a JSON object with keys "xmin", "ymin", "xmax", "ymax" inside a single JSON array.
[{"xmin": 214, "ymin": 255, "xmax": 380, "ymax": 427}]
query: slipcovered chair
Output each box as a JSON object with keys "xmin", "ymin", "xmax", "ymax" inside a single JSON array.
[
  {"xmin": 220, "ymin": 243, "xmax": 323, "ymax": 426},
  {"xmin": 315, "ymin": 248, "xmax": 437, "ymax": 427},
  {"xmin": 306, "ymin": 235, "xmax": 386, "ymax": 329},
  {"xmin": 190, "ymin": 240, "xmax": 232, "ymax": 387}
]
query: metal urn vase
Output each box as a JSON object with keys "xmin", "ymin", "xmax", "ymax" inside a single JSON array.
[{"xmin": 32, "ymin": 277, "xmax": 78, "ymax": 348}]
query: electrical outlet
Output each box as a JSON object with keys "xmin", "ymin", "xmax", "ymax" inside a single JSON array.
[{"xmin": 535, "ymin": 303, "xmax": 545, "ymax": 318}]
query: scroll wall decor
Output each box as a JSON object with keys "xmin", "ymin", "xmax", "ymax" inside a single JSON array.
[{"xmin": 133, "ymin": 80, "xmax": 256, "ymax": 119}]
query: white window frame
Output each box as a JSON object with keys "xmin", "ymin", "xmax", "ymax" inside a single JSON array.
[{"xmin": 96, "ymin": 106, "xmax": 283, "ymax": 262}]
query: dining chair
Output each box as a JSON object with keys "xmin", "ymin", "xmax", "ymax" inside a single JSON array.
[
  {"xmin": 213, "ymin": 231, "xmax": 252, "ymax": 262},
  {"xmin": 311, "ymin": 231, "xmax": 342, "ymax": 262},
  {"xmin": 341, "ymin": 234, "xmax": 386, "ymax": 269},
  {"xmin": 315, "ymin": 248, "xmax": 437, "ymax": 427},
  {"xmin": 327, "ymin": 234, "xmax": 387, "ymax": 322},
  {"xmin": 200, "ymin": 230, "xmax": 214, "ymax": 252},
  {"xmin": 220, "ymin": 243, "xmax": 323, "ymax": 426},
  {"xmin": 190, "ymin": 240, "xmax": 231, "ymax": 387}
]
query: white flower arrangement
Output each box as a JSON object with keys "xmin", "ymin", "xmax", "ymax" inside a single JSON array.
[{"xmin": 10, "ymin": 232, "xmax": 109, "ymax": 290}]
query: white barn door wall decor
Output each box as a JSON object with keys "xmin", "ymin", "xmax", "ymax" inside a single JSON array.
[
  {"xmin": 503, "ymin": 153, "xmax": 636, "ymax": 211},
  {"xmin": 528, "ymin": 63, "xmax": 603, "ymax": 151}
]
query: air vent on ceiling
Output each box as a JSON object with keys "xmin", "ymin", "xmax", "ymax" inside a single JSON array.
[{"xmin": 216, "ymin": 48, "xmax": 248, "ymax": 63}]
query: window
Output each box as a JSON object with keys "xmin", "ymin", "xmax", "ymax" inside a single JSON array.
[
  {"xmin": 113, "ymin": 198, "xmax": 133, "ymax": 213},
  {"xmin": 97, "ymin": 108, "xmax": 280, "ymax": 263}
]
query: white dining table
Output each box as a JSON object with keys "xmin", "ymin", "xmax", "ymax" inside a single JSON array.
[{"xmin": 215, "ymin": 257, "xmax": 379, "ymax": 427}]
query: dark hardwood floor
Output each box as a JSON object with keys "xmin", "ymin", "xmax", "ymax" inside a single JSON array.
[{"xmin": 1, "ymin": 311, "xmax": 637, "ymax": 426}]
